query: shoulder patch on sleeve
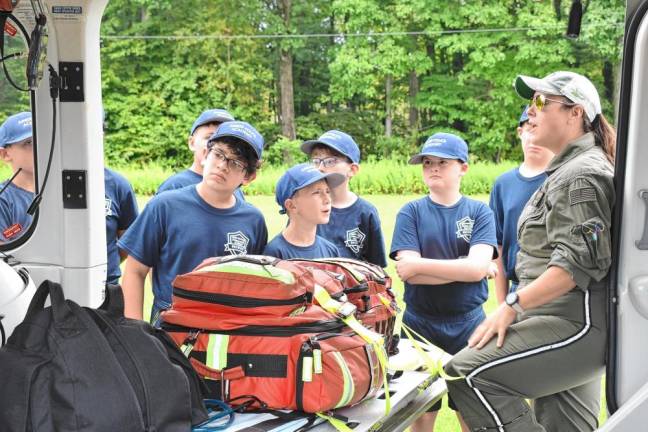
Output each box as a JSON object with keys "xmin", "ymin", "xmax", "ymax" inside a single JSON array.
[{"xmin": 569, "ymin": 187, "xmax": 596, "ymax": 205}]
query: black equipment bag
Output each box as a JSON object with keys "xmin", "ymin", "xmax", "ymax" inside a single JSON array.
[{"xmin": 0, "ymin": 280, "xmax": 208, "ymax": 431}]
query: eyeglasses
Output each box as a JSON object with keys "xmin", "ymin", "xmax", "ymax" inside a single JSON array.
[
  {"xmin": 531, "ymin": 94, "xmax": 575, "ymax": 112},
  {"xmin": 209, "ymin": 148, "xmax": 248, "ymax": 172},
  {"xmin": 311, "ymin": 157, "xmax": 341, "ymax": 168}
]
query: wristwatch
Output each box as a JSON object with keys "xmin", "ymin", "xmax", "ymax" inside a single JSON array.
[{"xmin": 505, "ymin": 292, "xmax": 524, "ymax": 313}]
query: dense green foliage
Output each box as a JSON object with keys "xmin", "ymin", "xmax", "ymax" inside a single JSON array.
[{"xmin": 0, "ymin": 1, "xmax": 624, "ymax": 168}]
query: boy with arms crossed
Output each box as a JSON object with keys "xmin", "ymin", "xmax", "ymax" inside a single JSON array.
[{"xmin": 391, "ymin": 133, "xmax": 497, "ymax": 432}]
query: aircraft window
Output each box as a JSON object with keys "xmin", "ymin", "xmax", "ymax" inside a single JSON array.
[{"xmin": 0, "ymin": 11, "xmax": 37, "ymax": 248}]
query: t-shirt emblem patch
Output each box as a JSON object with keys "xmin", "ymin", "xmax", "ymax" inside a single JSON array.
[
  {"xmin": 456, "ymin": 216, "xmax": 474, "ymax": 242},
  {"xmin": 344, "ymin": 228, "xmax": 366, "ymax": 254},
  {"xmin": 225, "ymin": 231, "xmax": 250, "ymax": 255},
  {"xmin": 105, "ymin": 198, "xmax": 113, "ymax": 217}
]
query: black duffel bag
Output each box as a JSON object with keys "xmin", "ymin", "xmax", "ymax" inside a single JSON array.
[{"xmin": 0, "ymin": 280, "xmax": 208, "ymax": 431}]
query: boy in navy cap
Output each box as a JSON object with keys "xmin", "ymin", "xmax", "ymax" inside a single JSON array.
[
  {"xmin": 119, "ymin": 121, "xmax": 268, "ymax": 322},
  {"xmin": 390, "ymin": 132, "xmax": 498, "ymax": 432},
  {"xmin": 301, "ymin": 130, "xmax": 387, "ymax": 267},
  {"xmin": 0, "ymin": 112, "xmax": 34, "ymax": 243},
  {"xmin": 263, "ymin": 163, "xmax": 344, "ymax": 259},
  {"xmin": 157, "ymin": 109, "xmax": 242, "ymax": 200},
  {"xmin": 489, "ymin": 107, "xmax": 553, "ymax": 303}
]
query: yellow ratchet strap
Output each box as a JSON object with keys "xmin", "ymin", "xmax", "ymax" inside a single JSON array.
[{"xmin": 313, "ymin": 285, "xmax": 391, "ymax": 414}]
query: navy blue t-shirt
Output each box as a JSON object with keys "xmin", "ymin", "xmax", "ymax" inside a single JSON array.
[
  {"xmin": 390, "ymin": 196, "xmax": 497, "ymax": 316},
  {"xmin": 118, "ymin": 185, "xmax": 267, "ymax": 310},
  {"xmin": 317, "ymin": 197, "xmax": 387, "ymax": 267},
  {"xmin": 157, "ymin": 169, "xmax": 245, "ymax": 201},
  {"xmin": 263, "ymin": 233, "xmax": 340, "ymax": 259},
  {"xmin": 105, "ymin": 168, "xmax": 139, "ymax": 285},
  {"xmin": 0, "ymin": 182, "xmax": 32, "ymax": 242},
  {"xmin": 489, "ymin": 167, "xmax": 546, "ymax": 283}
]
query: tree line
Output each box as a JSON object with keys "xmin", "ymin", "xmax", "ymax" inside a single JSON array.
[{"xmin": 0, "ymin": 1, "xmax": 626, "ymax": 168}]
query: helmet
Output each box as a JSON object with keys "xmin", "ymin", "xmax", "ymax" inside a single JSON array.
[{"xmin": 0, "ymin": 260, "xmax": 36, "ymax": 345}]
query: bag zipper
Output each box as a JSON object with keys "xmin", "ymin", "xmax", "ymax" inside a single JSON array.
[
  {"xmin": 162, "ymin": 319, "xmax": 344, "ymax": 337},
  {"xmin": 87, "ymin": 310, "xmax": 152, "ymax": 430},
  {"xmin": 173, "ymin": 287, "xmax": 312, "ymax": 308}
]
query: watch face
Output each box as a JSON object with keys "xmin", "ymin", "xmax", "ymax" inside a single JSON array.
[{"xmin": 506, "ymin": 292, "xmax": 517, "ymax": 305}]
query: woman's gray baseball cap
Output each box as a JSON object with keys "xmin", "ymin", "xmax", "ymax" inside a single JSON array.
[{"xmin": 514, "ymin": 71, "xmax": 602, "ymax": 122}]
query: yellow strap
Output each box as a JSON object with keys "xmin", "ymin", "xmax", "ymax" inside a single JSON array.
[
  {"xmin": 313, "ymin": 285, "xmax": 391, "ymax": 414},
  {"xmin": 400, "ymin": 322, "xmax": 464, "ymax": 381},
  {"xmin": 316, "ymin": 413, "xmax": 354, "ymax": 432}
]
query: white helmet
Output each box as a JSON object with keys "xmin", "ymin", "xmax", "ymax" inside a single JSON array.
[{"xmin": 0, "ymin": 260, "xmax": 36, "ymax": 345}]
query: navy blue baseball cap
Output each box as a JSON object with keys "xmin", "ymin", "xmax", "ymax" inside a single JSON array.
[
  {"xmin": 408, "ymin": 132, "xmax": 469, "ymax": 164},
  {"xmin": 275, "ymin": 163, "xmax": 345, "ymax": 214},
  {"xmin": 0, "ymin": 112, "xmax": 32, "ymax": 148},
  {"xmin": 208, "ymin": 121, "xmax": 264, "ymax": 160},
  {"xmin": 190, "ymin": 109, "xmax": 235, "ymax": 135},
  {"xmin": 301, "ymin": 130, "xmax": 361, "ymax": 164},
  {"xmin": 519, "ymin": 106, "xmax": 529, "ymax": 126}
]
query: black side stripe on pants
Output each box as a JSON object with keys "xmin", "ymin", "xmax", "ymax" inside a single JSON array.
[{"xmin": 464, "ymin": 289, "xmax": 592, "ymax": 432}]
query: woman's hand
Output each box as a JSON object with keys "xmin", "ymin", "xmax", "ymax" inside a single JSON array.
[
  {"xmin": 468, "ymin": 303, "xmax": 517, "ymax": 349},
  {"xmin": 395, "ymin": 256, "xmax": 422, "ymax": 282}
]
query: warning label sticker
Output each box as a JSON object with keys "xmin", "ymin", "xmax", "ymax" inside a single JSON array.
[
  {"xmin": 3, "ymin": 20, "xmax": 17, "ymax": 37},
  {"xmin": 51, "ymin": 4, "xmax": 85, "ymax": 22},
  {"xmin": 3, "ymin": 223, "xmax": 22, "ymax": 240}
]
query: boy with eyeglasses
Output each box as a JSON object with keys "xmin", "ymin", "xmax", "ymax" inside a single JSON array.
[
  {"xmin": 156, "ymin": 108, "xmax": 244, "ymax": 201},
  {"xmin": 0, "ymin": 112, "xmax": 34, "ymax": 243},
  {"xmin": 390, "ymin": 132, "xmax": 498, "ymax": 432},
  {"xmin": 118, "ymin": 121, "xmax": 268, "ymax": 323},
  {"xmin": 263, "ymin": 163, "xmax": 344, "ymax": 259},
  {"xmin": 300, "ymin": 130, "xmax": 387, "ymax": 267},
  {"xmin": 489, "ymin": 107, "xmax": 553, "ymax": 303}
]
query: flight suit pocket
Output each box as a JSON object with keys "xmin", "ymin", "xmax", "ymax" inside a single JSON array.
[{"xmin": 571, "ymin": 217, "xmax": 610, "ymax": 270}]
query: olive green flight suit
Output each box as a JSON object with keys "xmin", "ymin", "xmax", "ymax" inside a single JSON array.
[{"xmin": 445, "ymin": 133, "xmax": 614, "ymax": 432}]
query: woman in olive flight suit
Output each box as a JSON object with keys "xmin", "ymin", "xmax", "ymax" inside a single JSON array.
[{"xmin": 445, "ymin": 71, "xmax": 616, "ymax": 432}]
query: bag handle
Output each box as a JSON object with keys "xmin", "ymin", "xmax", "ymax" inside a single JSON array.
[
  {"xmin": 25, "ymin": 280, "xmax": 80, "ymax": 330},
  {"xmin": 98, "ymin": 284, "xmax": 125, "ymax": 317},
  {"xmin": 211, "ymin": 255, "xmax": 280, "ymax": 267}
]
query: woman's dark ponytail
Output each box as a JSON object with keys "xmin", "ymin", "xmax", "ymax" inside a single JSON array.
[{"xmin": 584, "ymin": 114, "xmax": 616, "ymax": 164}]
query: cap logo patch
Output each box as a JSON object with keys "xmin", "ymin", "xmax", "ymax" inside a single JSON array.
[
  {"xmin": 320, "ymin": 131, "xmax": 342, "ymax": 141},
  {"xmin": 229, "ymin": 124, "xmax": 256, "ymax": 140},
  {"xmin": 19, "ymin": 118, "xmax": 32, "ymax": 127}
]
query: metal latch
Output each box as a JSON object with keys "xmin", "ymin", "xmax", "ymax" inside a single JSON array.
[{"xmin": 636, "ymin": 190, "xmax": 648, "ymax": 250}]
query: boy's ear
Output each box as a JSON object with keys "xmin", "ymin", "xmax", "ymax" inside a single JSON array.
[
  {"xmin": 348, "ymin": 163, "xmax": 360, "ymax": 178},
  {"xmin": 285, "ymin": 197, "xmax": 297, "ymax": 213},
  {"xmin": 517, "ymin": 126, "xmax": 523, "ymax": 137},
  {"xmin": 241, "ymin": 171, "xmax": 257, "ymax": 186},
  {"xmin": 459, "ymin": 162, "xmax": 469, "ymax": 176},
  {"xmin": 188, "ymin": 135, "xmax": 197, "ymax": 152},
  {"xmin": 0, "ymin": 148, "xmax": 10, "ymax": 162}
]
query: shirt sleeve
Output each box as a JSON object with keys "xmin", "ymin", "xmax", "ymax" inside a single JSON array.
[
  {"xmin": 365, "ymin": 207, "xmax": 388, "ymax": 267},
  {"xmin": 117, "ymin": 199, "xmax": 164, "ymax": 267},
  {"xmin": 389, "ymin": 203, "xmax": 420, "ymax": 260},
  {"xmin": 252, "ymin": 214, "xmax": 268, "ymax": 254},
  {"xmin": 470, "ymin": 203, "xmax": 498, "ymax": 259},
  {"xmin": 117, "ymin": 181, "xmax": 139, "ymax": 231},
  {"xmin": 546, "ymin": 175, "xmax": 614, "ymax": 288},
  {"xmin": 489, "ymin": 181, "xmax": 504, "ymax": 245}
]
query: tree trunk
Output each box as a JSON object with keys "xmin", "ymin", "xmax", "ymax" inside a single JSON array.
[
  {"xmin": 385, "ymin": 74, "xmax": 392, "ymax": 137},
  {"xmin": 408, "ymin": 71, "xmax": 419, "ymax": 133},
  {"xmin": 278, "ymin": 0, "xmax": 296, "ymax": 139}
]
